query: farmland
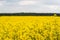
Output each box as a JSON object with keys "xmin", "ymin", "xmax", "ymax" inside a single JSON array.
[{"xmin": 0, "ymin": 15, "xmax": 60, "ymax": 40}]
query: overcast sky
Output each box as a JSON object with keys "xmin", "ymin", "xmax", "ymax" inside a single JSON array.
[{"xmin": 0, "ymin": 0, "xmax": 60, "ymax": 13}]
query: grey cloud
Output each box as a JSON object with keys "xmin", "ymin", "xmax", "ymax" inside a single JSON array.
[
  {"xmin": 0, "ymin": 0, "xmax": 60, "ymax": 13},
  {"xmin": 44, "ymin": 0, "xmax": 60, "ymax": 5}
]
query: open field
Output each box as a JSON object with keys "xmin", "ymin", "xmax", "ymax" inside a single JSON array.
[{"xmin": 0, "ymin": 15, "xmax": 60, "ymax": 40}]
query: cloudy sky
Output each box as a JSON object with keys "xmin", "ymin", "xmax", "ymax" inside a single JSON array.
[{"xmin": 0, "ymin": 0, "xmax": 60, "ymax": 13}]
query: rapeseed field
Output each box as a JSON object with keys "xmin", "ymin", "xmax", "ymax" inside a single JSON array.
[{"xmin": 0, "ymin": 16, "xmax": 60, "ymax": 40}]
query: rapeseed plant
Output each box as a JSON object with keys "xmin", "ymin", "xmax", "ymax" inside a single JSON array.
[{"xmin": 0, "ymin": 16, "xmax": 60, "ymax": 40}]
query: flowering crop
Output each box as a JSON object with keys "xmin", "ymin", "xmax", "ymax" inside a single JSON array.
[{"xmin": 0, "ymin": 16, "xmax": 60, "ymax": 40}]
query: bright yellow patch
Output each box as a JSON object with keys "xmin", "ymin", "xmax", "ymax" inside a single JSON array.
[{"xmin": 0, "ymin": 16, "xmax": 60, "ymax": 40}]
